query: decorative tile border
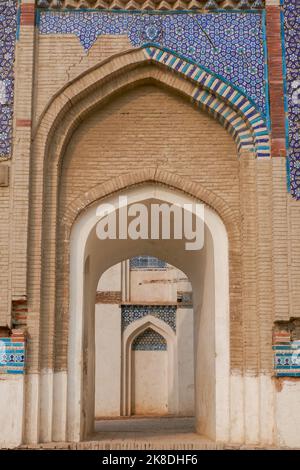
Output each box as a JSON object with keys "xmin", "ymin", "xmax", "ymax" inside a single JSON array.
[
  {"xmin": 38, "ymin": 10, "xmax": 267, "ymax": 115},
  {"xmin": 281, "ymin": 0, "xmax": 300, "ymax": 199},
  {"xmin": 36, "ymin": 0, "xmax": 265, "ymax": 11},
  {"xmin": 121, "ymin": 304, "xmax": 177, "ymax": 331},
  {"xmin": 0, "ymin": 336, "xmax": 25, "ymax": 375},
  {"xmin": 273, "ymin": 341, "xmax": 300, "ymax": 377},
  {"xmin": 132, "ymin": 328, "xmax": 167, "ymax": 351},
  {"xmin": 0, "ymin": 0, "xmax": 18, "ymax": 159}
]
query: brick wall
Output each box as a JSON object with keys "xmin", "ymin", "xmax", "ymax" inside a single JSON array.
[{"xmin": 4, "ymin": 12, "xmax": 297, "ymax": 377}]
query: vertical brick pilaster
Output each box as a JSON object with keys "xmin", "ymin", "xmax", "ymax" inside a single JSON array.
[
  {"xmin": 266, "ymin": 5, "xmax": 286, "ymax": 157},
  {"xmin": 20, "ymin": 3, "xmax": 35, "ymax": 26},
  {"xmin": 11, "ymin": 0, "xmax": 36, "ymax": 301}
]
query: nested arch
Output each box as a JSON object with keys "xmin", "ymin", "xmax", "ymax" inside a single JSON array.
[
  {"xmin": 122, "ymin": 315, "xmax": 177, "ymax": 416},
  {"xmin": 26, "ymin": 45, "xmax": 245, "ymax": 443},
  {"xmin": 65, "ymin": 184, "xmax": 230, "ymax": 442}
]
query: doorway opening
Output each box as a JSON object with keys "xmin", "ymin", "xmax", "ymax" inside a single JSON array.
[
  {"xmin": 68, "ymin": 184, "xmax": 230, "ymax": 443},
  {"xmin": 94, "ymin": 256, "xmax": 195, "ymax": 436}
]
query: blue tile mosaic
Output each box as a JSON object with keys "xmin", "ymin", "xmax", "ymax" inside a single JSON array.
[
  {"xmin": 0, "ymin": 338, "xmax": 25, "ymax": 374},
  {"xmin": 38, "ymin": 11, "xmax": 266, "ymax": 114},
  {"xmin": 282, "ymin": 0, "xmax": 300, "ymax": 199},
  {"xmin": 0, "ymin": 0, "xmax": 17, "ymax": 159},
  {"xmin": 273, "ymin": 341, "xmax": 300, "ymax": 377},
  {"xmin": 132, "ymin": 328, "xmax": 167, "ymax": 351},
  {"xmin": 130, "ymin": 256, "xmax": 166, "ymax": 270},
  {"xmin": 121, "ymin": 305, "xmax": 176, "ymax": 332}
]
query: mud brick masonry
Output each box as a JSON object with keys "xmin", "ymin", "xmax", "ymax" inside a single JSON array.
[{"xmin": 0, "ymin": 0, "xmax": 300, "ymax": 449}]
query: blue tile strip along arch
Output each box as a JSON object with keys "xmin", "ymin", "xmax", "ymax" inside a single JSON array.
[
  {"xmin": 121, "ymin": 305, "xmax": 177, "ymax": 332},
  {"xmin": 143, "ymin": 44, "xmax": 270, "ymax": 157}
]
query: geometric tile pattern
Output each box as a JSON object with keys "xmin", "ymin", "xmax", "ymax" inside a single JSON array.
[
  {"xmin": 121, "ymin": 305, "xmax": 176, "ymax": 332},
  {"xmin": 38, "ymin": 10, "xmax": 266, "ymax": 114},
  {"xmin": 130, "ymin": 256, "xmax": 167, "ymax": 270},
  {"xmin": 282, "ymin": 0, "xmax": 300, "ymax": 199},
  {"xmin": 132, "ymin": 328, "xmax": 167, "ymax": 351},
  {"xmin": 273, "ymin": 341, "xmax": 300, "ymax": 377},
  {"xmin": 144, "ymin": 45, "xmax": 270, "ymax": 157},
  {"xmin": 0, "ymin": 338, "xmax": 25, "ymax": 375},
  {"xmin": 37, "ymin": 0, "xmax": 266, "ymax": 11},
  {"xmin": 0, "ymin": 0, "xmax": 18, "ymax": 159}
]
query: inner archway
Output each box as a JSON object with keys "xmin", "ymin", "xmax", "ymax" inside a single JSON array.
[
  {"xmin": 94, "ymin": 256, "xmax": 195, "ymax": 428},
  {"xmin": 67, "ymin": 184, "xmax": 230, "ymax": 443}
]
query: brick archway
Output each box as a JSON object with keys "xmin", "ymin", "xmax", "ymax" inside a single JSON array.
[{"xmin": 24, "ymin": 49, "xmax": 248, "ymax": 444}]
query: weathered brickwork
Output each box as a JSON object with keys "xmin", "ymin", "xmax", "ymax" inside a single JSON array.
[
  {"xmin": 0, "ymin": 2, "xmax": 298, "ymax": 385},
  {"xmin": 96, "ymin": 291, "xmax": 122, "ymax": 304}
]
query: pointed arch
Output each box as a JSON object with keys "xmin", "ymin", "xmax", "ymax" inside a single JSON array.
[
  {"xmin": 122, "ymin": 315, "xmax": 177, "ymax": 416},
  {"xmin": 35, "ymin": 45, "xmax": 270, "ymax": 163}
]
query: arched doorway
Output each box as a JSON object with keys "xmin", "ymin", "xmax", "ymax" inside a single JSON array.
[
  {"xmin": 67, "ymin": 184, "xmax": 230, "ymax": 442},
  {"xmin": 94, "ymin": 256, "xmax": 195, "ymax": 431},
  {"xmin": 131, "ymin": 327, "xmax": 168, "ymax": 416}
]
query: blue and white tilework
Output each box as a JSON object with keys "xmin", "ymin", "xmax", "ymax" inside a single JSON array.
[
  {"xmin": 121, "ymin": 305, "xmax": 176, "ymax": 332},
  {"xmin": 0, "ymin": 338, "xmax": 25, "ymax": 374},
  {"xmin": 0, "ymin": 0, "xmax": 17, "ymax": 159},
  {"xmin": 130, "ymin": 256, "xmax": 166, "ymax": 270},
  {"xmin": 282, "ymin": 0, "xmax": 300, "ymax": 200},
  {"xmin": 273, "ymin": 341, "xmax": 300, "ymax": 377},
  {"xmin": 132, "ymin": 328, "xmax": 167, "ymax": 351},
  {"xmin": 39, "ymin": 11, "xmax": 266, "ymax": 114}
]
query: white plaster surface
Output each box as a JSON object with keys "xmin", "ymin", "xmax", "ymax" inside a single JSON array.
[
  {"xmin": 130, "ymin": 269, "xmax": 177, "ymax": 303},
  {"xmin": 52, "ymin": 371, "xmax": 67, "ymax": 442},
  {"xmin": 276, "ymin": 379, "xmax": 300, "ymax": 448},
  {"xmin": 244, "ymin": 375, "xmax": 260, "ymax": 445},
  {"xmin": 24, "ymin": 373, "xmax": 39, "ymax": 444},
  {"xmin": 177, "ymin": 308, "xmax": 195, "ymax": 416},
  {"xmin": 0, "ymin": 375, "xmax": 24, "ymax": 448},
  {"xmin": 95, "ymin": 304, "xmax": 121, "ymax": 417},
  {"xmin": 39, "ymin": 370, "xmax": 53, "ymax": 442},
  {"xmin": 97, "ymin": 263, "xmax": 121, "ymax": 291},
  {"xmin": 131, "ymin": 350, "xmax": 168, "ymax": 415}
]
